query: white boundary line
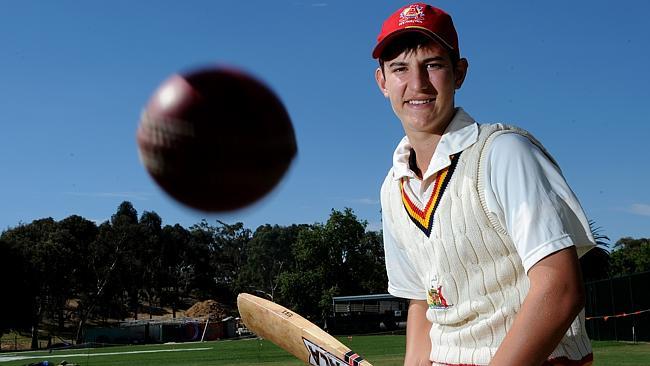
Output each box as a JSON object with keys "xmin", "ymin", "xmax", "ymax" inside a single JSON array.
[{"xmin": 0, "ymin": 347, "xmax": 213, "ymax": 362}]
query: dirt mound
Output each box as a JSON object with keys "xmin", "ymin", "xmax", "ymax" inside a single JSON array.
[{"xmin": 185, "ymin": 300, "xmax": 229, "ymax": 320}]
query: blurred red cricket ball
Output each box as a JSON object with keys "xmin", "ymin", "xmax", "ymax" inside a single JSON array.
[{"xmin": 136, "ymin": 66, "xmax": 297, "ymax": 212}]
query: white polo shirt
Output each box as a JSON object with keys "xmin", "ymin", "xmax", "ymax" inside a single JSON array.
[{"xmin": 383, "ymin": 108, "xmax": 595, "ymax": 300}]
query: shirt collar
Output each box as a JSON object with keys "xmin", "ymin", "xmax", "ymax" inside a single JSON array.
[{"xmin": 392, "ymin": 107, "xmax": 478, "ymax": 181}]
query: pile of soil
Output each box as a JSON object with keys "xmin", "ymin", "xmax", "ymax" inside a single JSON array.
[{"xmin": 185, "ymin": 300, "xmax": 229, "ymax": 320}]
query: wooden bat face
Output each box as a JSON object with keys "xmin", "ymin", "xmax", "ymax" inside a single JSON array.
[{"xmin": 237, "ymin": 293, "xmax": 372, "ymax": 366}]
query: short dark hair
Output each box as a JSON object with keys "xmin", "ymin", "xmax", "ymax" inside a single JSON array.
[{"xmin": 378, "ymin": 32, "xmax": 459, "ymax": 73}]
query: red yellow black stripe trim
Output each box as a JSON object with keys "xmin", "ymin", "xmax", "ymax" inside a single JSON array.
[{"xmin": 401, "ymin": 153, "xmax": 460, "ymax": 237}]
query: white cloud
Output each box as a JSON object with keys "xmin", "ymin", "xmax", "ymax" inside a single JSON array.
[
  {"xmin": 628, "ymin": 203, "xmax": 650, "ymax": 216},
  {"xmin": 350, "ymin": 198, "xmax": 380, "ymax": 205},
  {"xmin": 366, "ymin": 221, "xmax": 382, "ymax": 232}
]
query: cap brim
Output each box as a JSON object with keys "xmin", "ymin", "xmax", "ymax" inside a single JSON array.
[{"xmin": 372, "ymin": 27, "xmax": 455, "ymax": 59}]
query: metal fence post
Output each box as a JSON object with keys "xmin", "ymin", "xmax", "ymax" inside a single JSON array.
[
  {"xmin": 609, "ymin": 277, "xmax": 618, "ymax": 341},
  {"xmin": 628, "ymin": 275, "xmax": 636, "ymax": 344}
]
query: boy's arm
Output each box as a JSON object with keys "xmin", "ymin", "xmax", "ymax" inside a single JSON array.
[
  {"xmin": 489, "ymin": 246, "xmax": 585, "ymax": 366},
  {"xmin": 404, "ymin": 299, "xmax": 433, "ymax": 366}
]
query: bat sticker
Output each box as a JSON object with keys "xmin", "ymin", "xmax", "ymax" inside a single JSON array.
[{"xmin": 302, "ymin": 338, "xmax": 364, "ymax": 366}]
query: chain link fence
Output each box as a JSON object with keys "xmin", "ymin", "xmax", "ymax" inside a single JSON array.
[{"xmin": 585, "ymin": 271, "xmax": 650, "ymax": 342}]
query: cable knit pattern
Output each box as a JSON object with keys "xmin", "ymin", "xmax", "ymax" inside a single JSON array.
[{"xmin": 381, "ymin": 123, "xmax": 592, "ymax": 365}]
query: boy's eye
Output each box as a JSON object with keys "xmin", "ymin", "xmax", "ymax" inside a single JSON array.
[{"xmin": 427, "ymin": 63, "xmax": 444, "ymax": 70}]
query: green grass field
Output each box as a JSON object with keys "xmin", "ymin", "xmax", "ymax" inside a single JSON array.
[{"xmin": 0, "ymin": 336, "xmax": 647, "ymax": 366}]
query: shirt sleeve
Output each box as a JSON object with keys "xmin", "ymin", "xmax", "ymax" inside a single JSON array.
[
  {"xmin": 382, "ymin": 211, "xmax": 427, "ymax": 300},
  {"xmin": 483, "ymin": 133, "xmax": 596, "ymax": 273}
]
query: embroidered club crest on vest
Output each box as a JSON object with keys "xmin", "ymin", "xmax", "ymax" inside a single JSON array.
[{"xmin": 427, "ymin": 285, "xmax": 452, "ymax": 309}]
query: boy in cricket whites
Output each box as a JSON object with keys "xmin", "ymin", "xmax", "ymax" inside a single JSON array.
[{"xmin": 375, "ymin": 3, "xmax": 595, "ymax": 365}]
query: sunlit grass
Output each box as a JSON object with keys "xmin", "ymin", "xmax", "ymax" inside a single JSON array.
[{"xmin": 0, "ymin": 336, "xmax": 647, "ymax": 366}]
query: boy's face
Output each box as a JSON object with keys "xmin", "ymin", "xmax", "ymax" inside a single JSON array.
[{"xmin": 375, "ymin": 41, "xmax": 467, "ymax": 136}]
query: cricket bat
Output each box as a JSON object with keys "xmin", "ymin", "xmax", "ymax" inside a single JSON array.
[{"xmin": 237, "ymin": 293, "xmax": 373, "ymax": 366}]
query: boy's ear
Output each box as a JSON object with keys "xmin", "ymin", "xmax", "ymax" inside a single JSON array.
[
  {"xmin": 375, "ymin": 67, "xmax": 389, "ymax": 97},
  {"xmin": 454, "ymin": 58, "xmax": 469, "ymax": 90}
]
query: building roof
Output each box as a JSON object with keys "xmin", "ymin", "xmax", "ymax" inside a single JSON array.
[{"xmin": 331, "ymin": 293, "xmax": 400, "ymax": 302}]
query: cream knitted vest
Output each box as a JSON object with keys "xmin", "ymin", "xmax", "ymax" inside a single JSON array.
[{"xmin": 381, "ymin": 123, "xmax": 592, "ymax": 365}]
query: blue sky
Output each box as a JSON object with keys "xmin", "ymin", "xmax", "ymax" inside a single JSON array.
[{"xmin": 1, "ymin": 0, "xmax": 648, "ymax": 244}]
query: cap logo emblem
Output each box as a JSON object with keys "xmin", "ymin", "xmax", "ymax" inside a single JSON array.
[{"xmin": 399, "ymin": 4, "xmax": 425, "ymax": 26}]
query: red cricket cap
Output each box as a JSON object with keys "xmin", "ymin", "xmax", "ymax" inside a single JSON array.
[{"xmin": 372, "ymin": 3, "xmax": 459, "ymax": 60}]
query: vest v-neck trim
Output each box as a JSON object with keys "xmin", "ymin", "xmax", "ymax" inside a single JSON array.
[{"xmin": 400, "ymin": 153, "xmax": 461, "ymax": 237}]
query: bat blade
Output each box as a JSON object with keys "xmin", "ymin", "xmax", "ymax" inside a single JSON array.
[{"xmin": 237, "ymin": 293, "xmax": 372, "ymax": 366}]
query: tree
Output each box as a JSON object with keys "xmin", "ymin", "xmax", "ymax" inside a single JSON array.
[
  {"xmin": 211, "ymin": 221, "xmax": 251, "ymax": 304},
  {"xmin": 159, "ymin": 224, "xmax": 192, "ymax": 318},
  {"xmin": 237, "ymin": 224, "xmax": 303, "ymax": 301},
  {"xmin": 77, "ymin": 221, "xmax": 124, "ymax": 330},
  {"xmin": 0, "ymin": 237, "xmax": 33, "ymax": 335},
  {"xmin": 139, "ymin": 211, "xmax": 164, "ymax": 318},
  {"xmin": 580, "ymin": 220, "xmax": 611, "ymax": 282},
  {"xmin": 58, "ymin": 215, "xmax": 99, "ymax": 298},
  {"xmin": 1, "ymin": 218, "xmax": 58, "ymax": 349},
  {"xmin": 356, "ymin": 230, "xmax": 389, "ymax": 293},
  {"xmin": 186, "ymin": 220, "xmax": 219, "ymax": 299},
  {"xmin": 609, "ymin": 237, "xmax": 650, "ymax": 276},
  {"xmin": 0, "ymin": 201, "xmax": 395, "ymax": 342},
  {"xmin": 41, "ymin": 227, "xmax": 78, "ymax": 331},
  {"xmin": 184, "ymin": 220, "xmax": 252, "ymax": 304},
  {"xmin": 277, "ymin": 223, "xmax": 327, "ymax": 319},
  {"xmin": 278, "ymin": 208, "xmax": 386, "ymax": 322},
  {"xmin": 110, "ymin": 202, "xmax": 145, "ymax": 320},
  {"xmin": 74, "ymin": 201, "xmax": 142, "ymax": 342}
]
